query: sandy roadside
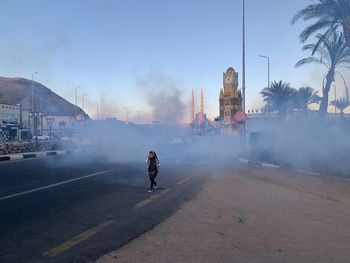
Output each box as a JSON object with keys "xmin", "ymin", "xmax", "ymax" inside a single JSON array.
[{"xmin": 96, "ymin": 165, "xmax": 350, "ymax": 263}]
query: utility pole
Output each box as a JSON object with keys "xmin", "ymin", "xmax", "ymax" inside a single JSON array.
[
  {"xmin": 260, "ymin": 55, "xmax": 270, "ymax": 116},
  {"xmin": 241, "ymin": 0, "xmax": 247, "ymax": 153},
  {"xmin": 136, "ymin": 110, "xmax": 142, "ymax": 123},
  {"xmin": 75, "ymin": 85, "xmax": 81, "ymax": 116},
  {"xmin": 96, "ymin": 103, "xmax": 99, "ymax": 120},
  {"xmin": 123, "ymin": 106, "xmax": 132, "ymax": 123}
]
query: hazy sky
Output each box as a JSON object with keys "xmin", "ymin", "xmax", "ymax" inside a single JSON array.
[{"xmin": 0, "ymin": 0, "xmax": 348, "ymax": 121}]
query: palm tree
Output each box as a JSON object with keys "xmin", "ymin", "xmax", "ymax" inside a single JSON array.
[
  {"xmin": 291, "ymin": 0, "xmax": 350, "ymax": 50},
  {"xmin": 297, "ymin": 86, "xmax": 321, "ymax": 115},
  {"xmin": 295, "ymin": 31, "xmax": 350, "ymax": 116},
  {"xmin": 260, "ymin": 80, "xmax": 297, "ymax": 119},
  {"xmin": 330, "ymin": 97, "xmax": 350, "ymax": 122}
]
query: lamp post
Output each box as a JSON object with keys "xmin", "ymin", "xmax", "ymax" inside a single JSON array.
[
  {"xmin": 31, "ymin": 71, "xmax": 38, "ymax": 114},
  {"xmin": 31, "ymin": 71, "xmax": 38, "ymax": 138},
  {"xmin": 123, "ymin": 107, "xmax": 131, "ymax": 123},
  {"xmin": 96, "ymin": 103, "xmax": 99, "ymax": 120},
  {"xmin": 332, "ymin": 84, "xmax": 337, "ymax": 113},
  {"xmin": 16, "ymin": 104, "xmax": 22, "ymax": 128},
  {"xmin": 82, "ymin": 94, "xmax": 87, "ymax": 112},
  {"xmin": 75, "ymin": 85, "xmax": 81, "ymax": 116},
  {"xmin": 335, "ymin": 71, "xmax": 349, "ymax": 100},
  {"xmin": 259, "ymin": 55, "xmax": 270, "ymax": 115},
  {"xmin": 136, "ymin": 110, "xmax": 142, "ymax": 123},
  {"xmin": 242, "ymin": 0, "xmax": 246, "ymax": 114},
  {"xmin": 241, "ymin": 0, "xmax": 247, "ymax": 153}
]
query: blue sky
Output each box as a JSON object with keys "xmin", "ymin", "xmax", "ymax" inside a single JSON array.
[{"xmin": 0, "ymin": 0, "xmax": 347, "ymax": 121}]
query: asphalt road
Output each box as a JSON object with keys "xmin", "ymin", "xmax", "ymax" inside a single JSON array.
[{"xmin": 0, "ymin": 152, "xmax": 205, "ymax": 263}]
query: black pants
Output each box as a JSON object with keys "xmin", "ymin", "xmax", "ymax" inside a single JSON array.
[{"xmin": 148, "ymin": 170, "xmax": 158, "ymax": 190}]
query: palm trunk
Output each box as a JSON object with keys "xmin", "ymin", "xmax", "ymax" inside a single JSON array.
[
  {"xmin": 341, "ymin": 110, "xmax": 344, "ymax": 124},
  {"xmin": 319, "ymin": 69, "xmax": 335, "ymax": 117},
  {"xmin": 343, "ymin": 20, "xmax": 350, "ymax": 51},
  {"xmin": 304, "ymin": 104, "xmax": 308, "ymax": 116}
]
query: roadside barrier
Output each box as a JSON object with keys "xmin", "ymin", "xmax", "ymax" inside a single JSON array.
[{"xmin": 0, "ymin": 150, "xmax": 77, "ymax": 162}]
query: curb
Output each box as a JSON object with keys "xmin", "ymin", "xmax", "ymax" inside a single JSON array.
[
  {"xmin": 0, "ymin": 149, "xmax": 78, "ymax": 162},
  {"xmin": 238, "ymin": 158, "xmax": 321, "ymax": 176}
]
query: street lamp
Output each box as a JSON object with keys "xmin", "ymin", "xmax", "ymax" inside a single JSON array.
[
  {"xmin": 82, "ymin": 94, "xmax": 87, "ymax": 112},
  {"xmin": 16, "ymin": 103, "xmax": 22, "ymax": 128},
  {"xmin": 96, "ymin": 102, "xmax": 99, "ymax": 120},
  {"xmin": 31, "ymin": 71, "xmax": 38, "ymax": 138},
  {"xmin": 75, "ymin": 85, "xmax": 81, "ymax": 116},
  {"xmin": 332, "ymin": 84, "xmax": 337, "ymax": 113},
  {"xmin": 123, "ymin": 106, "xmax": 132, "ymax": 123},
  {"xmin": 260, "ymin": 55, "xmax": 270, "ymax": 116},
  {"xmin": 136, "ymin": 110, "xmax": 143, "ymax": 123},
  {"xmin": 75, "ymin": 85, "xmax": 81, "ymax": 107},
  {"xmin": 31, "ymin": 71, "xmax": 38, "ymax": 113},
  {"xmin": 242, "ymin": 0, "xmax": 246, "ymax": 114},
  {"xmin": 335, "ymin": 71, "xmax": 349, "ymax": 100}
]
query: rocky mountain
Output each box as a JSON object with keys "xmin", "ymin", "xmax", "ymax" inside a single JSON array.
[{"xmin": 0, "ymin": 77, "xmax": 88, "ymax": 117}]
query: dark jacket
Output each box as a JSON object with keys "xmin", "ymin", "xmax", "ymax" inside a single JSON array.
[{"xmin": 146, "ymin": 156, "xmax": 160, "ymax": 173}]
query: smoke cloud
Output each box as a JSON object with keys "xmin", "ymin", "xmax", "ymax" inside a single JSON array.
[
  {"xmin": 135, "ymin": 73, "xmax": 187, "ymax": 124},
  {"xmin": 248, "ymin": 117, "xmax": 350, "ymax": 177}
]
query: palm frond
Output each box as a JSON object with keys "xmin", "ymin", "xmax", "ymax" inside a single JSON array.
[
  {"xmin": 295, "ymin": 57, "xmax": 323, "ymax": 67},
  {"xmin": 330, "ymin": 97, "xmax": 350, "ymax": 111},
  {"xmin": 300, "ymin": 19, "xmax": 334, "ymax": 42}
]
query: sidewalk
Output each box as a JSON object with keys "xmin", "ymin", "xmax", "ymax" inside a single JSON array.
[{"xmin": 96, "ymin": 165, "xmax": 350, "ymax": 263}]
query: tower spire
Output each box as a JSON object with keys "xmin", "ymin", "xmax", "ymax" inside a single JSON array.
[
  {"xmin": 191, "ymin": 88, "xmax": 195, "ymax": 123},
  {"xmin": 200, "ymin": 88, "xmax": 204, "ymax": 114}
]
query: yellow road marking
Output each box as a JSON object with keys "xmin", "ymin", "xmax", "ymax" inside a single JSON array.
[
  {"xmin": 176, "ymin": 177, "xmax": 191, "ymax": 185},
  {"xmin": 43, "ymin": 220, "xmax": 114, "ymax": 257},
  {"xmin": 135, "ymin": 194, "xmax": 160, "ymax": 208}
]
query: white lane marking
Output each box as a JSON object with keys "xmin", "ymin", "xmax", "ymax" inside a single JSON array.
[
  {"xmin": 296, "ymin": 169, "xmax": 320, "ymax": 176},
  {"xmin": 0, "ymin": 170, "xmax": 110, "ymax": 201},
  {"xmin": 238, "ymin": 158, "xmax": 249, "ymax": 163},
  {"xmin": 262, "ymin": 163, "xmax": 280, "ymax": 168},
  {"xmin": 176, "ymin": 177, "xmax": 191, "ymax": 185}
]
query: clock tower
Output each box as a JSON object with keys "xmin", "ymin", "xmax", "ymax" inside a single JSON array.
[{"xmin": 219, "ymin": 67, "xmax": 242, "ymax": 124}]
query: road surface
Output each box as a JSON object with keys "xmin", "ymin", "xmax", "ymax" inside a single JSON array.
[{"xmin": 0, "ymin": 153, "xmax": 204, "ymax": 263}]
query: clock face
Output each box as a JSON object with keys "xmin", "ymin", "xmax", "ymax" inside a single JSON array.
[{"xmin": 225, "ymin": 75, "xmax": 233, "ymax": 84}]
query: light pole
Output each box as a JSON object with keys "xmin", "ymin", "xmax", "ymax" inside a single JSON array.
[
  {"xmin": 16, "ymin": 104, "xmax": 22, "ymax": 128},
  {"xmin": 123, "ymin": 107, "xmax": 131, "ymax": 123},
  {"xmin": 335, "ymin": 71, "xmax": 349, "ymax": 100},
  {"xmin": 136, "ymin": 110, "xmax": 142, "ymax": 123},
  {"xmin": 241, "ymin": 0, "xmax": 247, "ymax": 153},
  {"xmin": 242, "ymin": 0, "xmax": 246, "ymax": 114},
  {"xmin": 96, "ymin": 103, "xmax": 99, "ymax": 120},
  {"xmin": 31, "ymin": 71, "xmax": 38, "ymax": 138},
  {"xmin": 259, "ymin": 55, "xmax": 270, "ymax": 115},
  {"xmin": 75, "ymin": 85, "xmax": 81, "ymax": 116},
  {"xmin": 82, "ymin": 94, "xmax": 87, "ymax": 112},
  {"xmin": 31, "ymin": 71, "xmax": 38, "ymax": 114},
  {"xmin": 332, "ymin": 84, "xmax": 337, "ymax": 113}
]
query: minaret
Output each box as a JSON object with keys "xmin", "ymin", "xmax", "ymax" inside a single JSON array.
[
  {"xmin": 198, "ymin": 88, "xmax": 204, "ymax": 123},
  {"xmin": 191, "ymin": 89, "xmax": 195, "ymax": 123},
  {"xmin": 200, "ymin": 88, "xmax": 204, "ymax": 115}
]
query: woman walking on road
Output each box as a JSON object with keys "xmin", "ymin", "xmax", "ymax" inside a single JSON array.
[{"xmin": 146, "ymin": 150, "xmax": 160, "ymax": 193}]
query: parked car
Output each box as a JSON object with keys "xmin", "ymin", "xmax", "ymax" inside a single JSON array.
[{"xmin": 33, "ymin": 135, "xmax": 50, "ymax": 140}]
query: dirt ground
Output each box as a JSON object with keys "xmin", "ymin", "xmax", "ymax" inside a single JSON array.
[{"xmin": 97, "ymin": 164, "xmax": 350, "ymax": 263}]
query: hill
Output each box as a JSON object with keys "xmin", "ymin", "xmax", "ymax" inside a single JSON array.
[{"xmin": 0, "ymin": 77, "xmax": 87, "ymax": 117}]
